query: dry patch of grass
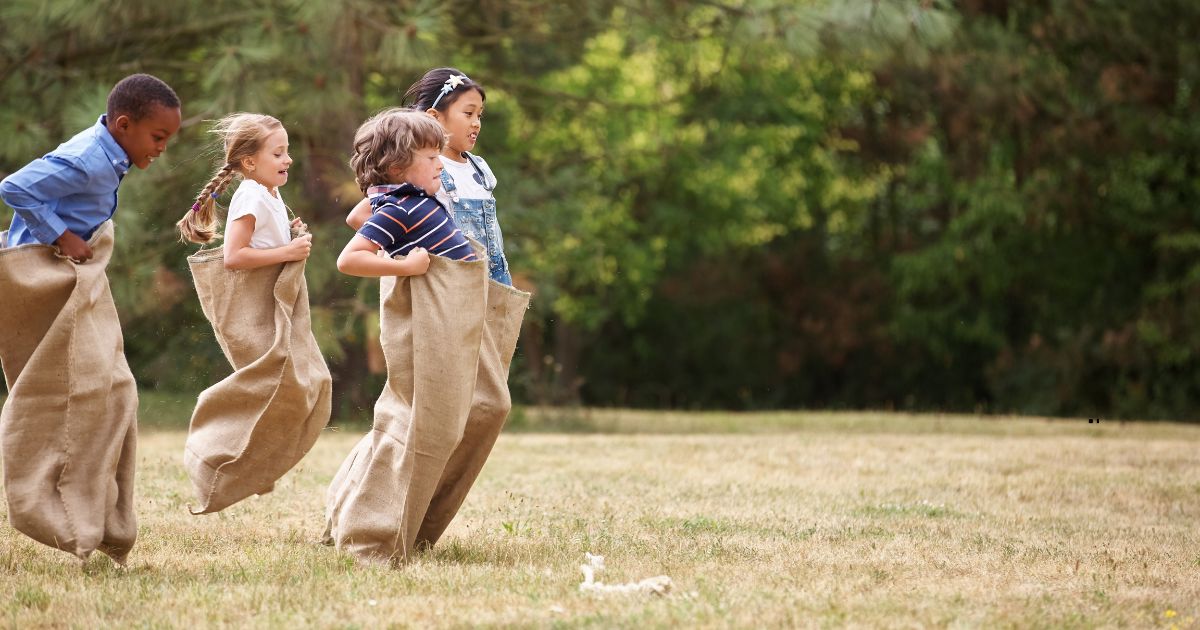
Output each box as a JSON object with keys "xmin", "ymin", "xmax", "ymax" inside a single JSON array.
[{"xmin": 2, "ymin": 411, "xmax": 1199, "ymax": 628}]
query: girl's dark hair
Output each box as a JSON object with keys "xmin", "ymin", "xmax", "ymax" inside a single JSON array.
[{"xmin": 402, "ymin": 67, "xmax": 486, "ymax": 113}]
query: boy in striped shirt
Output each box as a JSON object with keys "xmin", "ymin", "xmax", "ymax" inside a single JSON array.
[{"xmin": 337, "ymin": 109, "xmax": 476, "ymax": 277}]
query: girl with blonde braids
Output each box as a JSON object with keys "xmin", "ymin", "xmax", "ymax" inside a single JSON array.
[
  {"xmin": 175, "ymin": 113, "xmax": 331, "ymax": 515},
  {"xmin": 178, "ymin": 113, "xmax": 311, "ymax": 267}
]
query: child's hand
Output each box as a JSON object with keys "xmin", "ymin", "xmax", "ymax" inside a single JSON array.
[
  {"xmin": 346, "ymin": 198, "xmax": 371, "ymax": 231},
  {"xmin": 55, "ymin": 230, "xmax": 93, "ymax": 263},
  {"xmin": 290, "ymin": 216, "xmax": 309, "ymax": 236},
  {"xmin": 284, "ymin": 233, "xmax": 313, "ymax": 261},
  {"xmin": 401, "ymin": 247, "xmax": 430, "ymax": 276}
]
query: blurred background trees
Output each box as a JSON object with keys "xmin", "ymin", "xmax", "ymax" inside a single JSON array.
[{"xmin": 1, "ymin": 0, "xmax": 1197, "ymax": 419}]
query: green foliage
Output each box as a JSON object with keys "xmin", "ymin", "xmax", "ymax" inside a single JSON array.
[
  {"xmin": 1, "ymin": 0, "xmax": 1197, "ymax": 419},
  {"xmin": 867, "ymin": 1, "xmax": 1200, "ymax": 418}
]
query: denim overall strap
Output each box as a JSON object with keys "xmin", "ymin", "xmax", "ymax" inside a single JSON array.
[
  {"xmin": 462, "ymin": 152, "xmax": 496, "ymax": 192},
  {"xmin": 440, "ymin": 168, "xmax": 459, "ymax": 201},
  {"xmin": 441, "ymin": 155, "xmax": 511, "ymax": 286}
]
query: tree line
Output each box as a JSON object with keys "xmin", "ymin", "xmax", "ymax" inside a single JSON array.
[{"xmin": 1, "ymin": 0, "xmax": 1197, "ymax": 420}]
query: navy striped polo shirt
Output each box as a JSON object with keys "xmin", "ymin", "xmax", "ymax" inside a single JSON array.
[{"xmin": 358, "ymin": 183, "xmax": 477, "ymax": 261}]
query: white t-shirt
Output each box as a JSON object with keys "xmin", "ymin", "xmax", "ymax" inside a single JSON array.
[
  {"xmin": 226, "ymin": 178, "xmax": 292, "ymax": 249},
  {"xmin": 435, "ymin": 154, "xmax": 496, "ymax": 207}
]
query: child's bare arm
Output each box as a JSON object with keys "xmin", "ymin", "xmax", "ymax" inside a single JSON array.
[
  {"xmin": 336, "ymin": 234, "xmax": 430, "ymax": 277},
  {"xmin": 345, "ymin": 198, "xmax": 371, "ymax": 231},
  {"xmin": 223, "ymin": 215, "xmax": 312, "ymax": 270}
]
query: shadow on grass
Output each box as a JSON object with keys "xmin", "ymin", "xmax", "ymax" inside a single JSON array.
[{"xmin": 423, "ymin": 537, "xmax": 560, "ymax": 568}]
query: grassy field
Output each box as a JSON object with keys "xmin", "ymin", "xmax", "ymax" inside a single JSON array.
[{"xmin": 2, "ymin": 396, "xmax": 1199, "ymax": 628}]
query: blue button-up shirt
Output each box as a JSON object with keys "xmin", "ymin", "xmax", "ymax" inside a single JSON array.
[{"xmin": 0, "ymin": 115, "xmax": 130, "ymax": 246}]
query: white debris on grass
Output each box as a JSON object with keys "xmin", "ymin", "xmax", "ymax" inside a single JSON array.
[{"xmin": 578, "ymin": 552, "xmax": 672, "ymax": 597}]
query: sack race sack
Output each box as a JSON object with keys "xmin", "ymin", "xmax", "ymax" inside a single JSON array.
[
  {"xmin": 324, "ymin": 251, "xmax": 529, "ymax": 565},
  {"xmin": 0, "ymin": 221, "xmax": 138, "ymax": 564},
  {"xmin": 184, "ymin": 247, "xmax": 332, "ymax": 514},
  {"xmin": 414, "ymin": 274, "xmax": 529, "ymax": 548}
]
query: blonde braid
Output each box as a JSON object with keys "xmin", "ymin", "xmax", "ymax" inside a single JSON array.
[{"xmin": 177, "ymin": 164, "xmax": 237, "ymax": 244}]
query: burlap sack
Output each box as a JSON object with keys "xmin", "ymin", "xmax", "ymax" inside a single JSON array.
[
  {"xmin": 184, "ymin": 247, "xmax": 332, "ymax": 514},
  {"xmin": 324, "ymin": 252, "xmax": 530, "ymax": 565},
  {"xmin": 0, "ymin": 221, "xmax": 138, "ymax": 564},
  {"xmin": 415, "ymin": 276, "xmax": 529, "ymax": 548}
]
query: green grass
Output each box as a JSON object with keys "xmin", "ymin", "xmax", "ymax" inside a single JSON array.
[
  {"xmin": 508, "ymin": 405, "xmax": 1198, "ymax": 438},
  {"xmin": 1, "ymin": 395, "xmax": 1198, "ymax": 627},
  {"xmin": 10, "ymin": 389, "xmax": 1195, "ymax": 437}
]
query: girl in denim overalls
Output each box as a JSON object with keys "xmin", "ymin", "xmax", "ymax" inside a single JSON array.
[
  {"xmin": 436, "ymin": 150, "xmax": 511, "ymax": 285},
  {"xmin": 345, "ymin": 67, "xmax": 512, "ymax": 285}
]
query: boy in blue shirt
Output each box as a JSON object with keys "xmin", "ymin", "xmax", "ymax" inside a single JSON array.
[
  {"xmin": 1, "ymin": 73, "xmax": 181, "ymax": 261},
  {"xmin": 0, "ymin": 73, "xmax": 180, "ymax": 565}
]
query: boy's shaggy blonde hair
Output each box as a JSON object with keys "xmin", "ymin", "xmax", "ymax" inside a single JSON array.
[{"xmin": 350, "ymin": 108, "xmax": 447, "ymax": 194}]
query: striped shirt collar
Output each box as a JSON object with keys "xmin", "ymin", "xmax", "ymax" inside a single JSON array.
[{"xmin": 366, "ymin": 182, "xmax": 430, "ymax": 200}]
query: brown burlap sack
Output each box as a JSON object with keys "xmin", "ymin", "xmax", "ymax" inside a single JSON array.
[
  {"xmin": 324, "ymin": 252, "xmax": 529, "ymax": 565},
  {"xmin": 415, "ymin": 276, "xmax": 529, "ymax": 548},
  {"xmin": 184, "ymin": 247, "xmax": 332, "ymax": 514},
  {"xmin": 0, "ymin": 221, "xmax": 138, "ymax": 564}
]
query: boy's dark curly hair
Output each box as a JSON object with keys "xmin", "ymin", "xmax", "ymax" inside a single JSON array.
[{"xmin": 106, "ymin": 73, "xmax": 180, "ymax": 121}]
